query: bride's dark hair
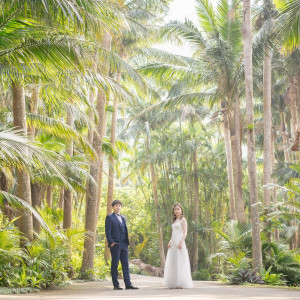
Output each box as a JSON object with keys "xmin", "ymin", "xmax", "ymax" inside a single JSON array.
[{"xmin": 172, "ymin": 203, "xmax": 184, "ymax": 223}]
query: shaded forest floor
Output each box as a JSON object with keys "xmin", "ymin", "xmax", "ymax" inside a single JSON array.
[{"xmin": 1, "ymin": 274, "xmax": 299, "ymax": 300}]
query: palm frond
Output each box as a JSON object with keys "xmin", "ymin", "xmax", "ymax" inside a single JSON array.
[{"xmin": 0, "ymin": 191, "xmax": 54, "ymax": 242}]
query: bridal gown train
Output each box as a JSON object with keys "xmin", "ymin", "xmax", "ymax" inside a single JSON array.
[{"xmin": 163, "ymin": 219, "xmax": 193, "ymax": 288}]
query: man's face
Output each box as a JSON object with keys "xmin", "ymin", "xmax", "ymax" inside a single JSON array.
[{"xmin": 112, "ymin": 203, "xmax": 122, "ymax": 214}]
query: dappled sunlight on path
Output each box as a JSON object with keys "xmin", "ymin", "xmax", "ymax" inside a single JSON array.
[{"xmin": 1, "ymin": 275, "xmax": 299, "ymax": 300}]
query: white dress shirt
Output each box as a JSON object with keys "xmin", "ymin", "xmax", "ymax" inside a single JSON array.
[{"xmin": 115, "ymin": 213, "xmax": 123, "ymax": 223}]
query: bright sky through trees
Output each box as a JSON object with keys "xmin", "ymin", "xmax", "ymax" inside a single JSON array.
[{"xmin": 154, "ymin": 0, "xmax": 198, "ymax": 56}]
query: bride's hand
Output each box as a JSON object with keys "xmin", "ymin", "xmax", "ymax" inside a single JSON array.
[
  {"xmin": 168, "ymin": 241, "xmax": 171, "ymax": 248},
  {"xmin": 178, "ymin": 241, "xmax": 183, "ymax": 249}
]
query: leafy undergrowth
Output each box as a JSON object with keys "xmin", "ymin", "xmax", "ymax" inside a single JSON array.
[{"xmin": 0, "ymin": 287, "xmax": 39, "ymax": 295}]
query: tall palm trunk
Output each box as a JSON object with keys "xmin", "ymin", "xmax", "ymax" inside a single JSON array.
[
  {"xmin": 271, "ymin": 131, "xmax": 279, "ymax": 241},
  {"xmin": 88, "ymin": 89, "xmax": 95, "ymax": 145},
  {"xmin": 104, "ymin": 72, "xmax": 120, "ymax": 260},
  {"xmin": 46, "ymin": 185, "xmax": 53, "ymax": 208},
  {"xmin": 289, "ymin": 78, "xmax": 298, "ymax": 141},
  {"xmin": 97, "ymin": 94, "xmax": 107, "ymax": 216},
  {"xmin": 147, "ymin": 137, "xmax": 165, "ymax": 268},
  {"xmin": 31, "ymin": 182, "xmax": 44, "ymax": 234},
  {"xmin": 1, "ymin": 171, "xmax": 14, "ymax": 221},
  {"xmin": 12, "ymin": 81, "xmax": 33, "ymax": 245},
  {"xmin": 231, "ymin": 100, "xmax": 246, "ymax": 223},
  {"xmin": 87, "ymin": 88, "xmax": 107, "ymax": 219},
  {"xmin": 242, "ymin": 0, "xmax": 263, "ymax": 270},
  {"xmin": 221, "ymin": 102, "xmax": 236, "ymax": 220},
  {"xmin": 192, "ymin": 144, "xmax": 199, "ymax": 272},
  {"xmin": 63, "ymin": 103, "xmax": 74, "ymax": 229},
  {"xmin": 263, "ymin": 47, "xmax": 272, "ymax": 240},
  {"xmin": 81, "ymin": 89, "xmax": 105, "ymax": 273},
  {"xmin": 27, "ymin": 86, "xmax": 42, "ymax": 233},
  {"xmin": 288, "ymin": 78, "xmax": 299, "ymax": 249},
  {"xmin": 58, "ymin": 188, "xmax": 64, "ymax": 209},
  {"xmin": 81, "ymin": 32, "xmax": 112, "ymax": 273},
  {"xmin": 280, "ymin": 110, "xmax": 289, "ymax": 162},
  {"xmin": 296, "ymin": 70, "xmax": 300, "ymax": 134},
  {"xmin": 28, "ymin": 86, "xmax": 39, "ymax": 137}
]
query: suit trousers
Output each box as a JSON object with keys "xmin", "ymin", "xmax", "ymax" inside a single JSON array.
[{"xmin": 110, "ymin": 240, "xmax": 131, "ymax": 287}]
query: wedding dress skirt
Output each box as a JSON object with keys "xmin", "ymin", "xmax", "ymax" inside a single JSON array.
[{"xmin": 163, "ymin": 220, "xmax": 194, "ymax": 288}]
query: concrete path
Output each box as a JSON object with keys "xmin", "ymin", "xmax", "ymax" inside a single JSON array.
[{"xmin": 1, "ymin": 275, "xmax": 299, "ymax": 300}]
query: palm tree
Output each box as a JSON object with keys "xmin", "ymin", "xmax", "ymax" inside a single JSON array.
[
  {"xmin": 63, "ymin": 102, "xmax": 74, "ymax": 230},
  {"xmin": 0, "ymin": 128, "xmax": 69, "ymax": 239},
  {"xmin": 242, "ymin": 0, "xmax": 263, "ymax": 270},
  {"xmin": 0, "ymin": 1, "xmax": 90, "ymax": 243},
  {"xmin": 82, "ymin": 31, "xmax": 112, "ymax": 272},
  {"xmin": 138, "ymin": 0, "xmax": 247, "ymax": 222},
  {"xmin": 274, "ymin": 0, "xmax": 300, "ymax": 53},
  {"xmin": 259, "ymin": 0, "xmax": 276, "ymax": 240}
]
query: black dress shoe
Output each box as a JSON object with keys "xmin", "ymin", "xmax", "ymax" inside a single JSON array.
[
  {"xmin": 125, "ymin": 285, "xmax": 139, "ymax": 290},
  {"xmin": 114, "ymin": 286, "xmax": 123, "ymax": 290}
]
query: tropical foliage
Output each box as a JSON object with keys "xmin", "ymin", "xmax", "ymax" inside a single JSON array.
[{"xmin": 0, "ymin": 0, "xmax": 299, "ymax": 293}]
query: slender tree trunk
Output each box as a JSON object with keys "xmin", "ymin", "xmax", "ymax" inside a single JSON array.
[
  {"xmin": 192, "ymin": 144, "xmax": 199, "ymax": 272},
  {"xmin": 231, "ymin": 100, "xmax": 246, "ymax": 223},
  {"xmin": 288, "ymin": 78, "xmax": 299, "ymax": 248},
  {"xmin": 221, "ymin": 102, "xmax": 236, "ymax": 220},
  {"xmin": 63, "ymin": 103, "xmax": 74, "ymax": 230},
  {"xmin": 27, "ymin": 86, "xmax": 39, "ymax": 137},
  {"xmin": 242, "ymin": 0, "xmax": 263, "ymax": 270},
  {"xmin": 58, "ymin": 188, "xmax": 64, "ymax": 209},
  {"xmin": 31, "ymin": 182, "xmax": 43, "ymax": 234},
  {"xmin": 106, "ymin": 77, "xmax": 119, "ymax": 209},
  {"xmin": 280, "ymin": 111, "xmax": 289, "ymax": 162},
  {"xmin": 46, "ymin": 185, "xmax": 53, "ymax": 208},
  {"xmin": 271, "ymin": 131, "xmax": 279, "ymax": 241},
  {"xmin": 106, "ymin": 74, "xmax": 120, "ymax": 212},
  {"xmin": 296, "ymin": 70, "xmax": 300, "ymax": 133},
  {"xmin": 289, "ymin": 78, "xmax": 298, "ymax": 141},
  {"xmin": 12, "ymin": 81, "xmax": 33, "ymax": 245},
  {"xmin": 87, "ymin": 88, "xmax": 107, "ymax": 219},
  {"xmin": 81, "ymin": 32, "xmax": 112, "ymax": 273},
  {"xmin": 147, "ymin": 137, "xmax": 165, "ymax": 268},
  {"xmin": 28, "ymin": 86, "xmax": 43, "ymax": 234},
  {"xmin": 81, "ymin": 90, "xmax": 105, "ymax": 273},
  {"xmin": 1, "ymin": 171, "xmax": 14, "ymax": 221},
  {"xmin": 97, "ymin": 93, "xmax": 107, "ymax": 216},
  {"xmin": 104, "ymin": 79, "xmax": 119, "ymax": 260},
  {"xmin": 263, "ymin": 47, "xmax": 272, "ymax": 241},
  {"xmin": 88, "ymin": 89, "xmax": 95, "ymax": 145}
]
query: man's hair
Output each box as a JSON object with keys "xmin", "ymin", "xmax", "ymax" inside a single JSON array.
[{"xmin": 111, "ymin": 199, "xmax": 123, "ymax": 207}]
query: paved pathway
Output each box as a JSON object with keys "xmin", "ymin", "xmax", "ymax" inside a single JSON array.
[{"xmin": 1, "ymin": 275, "xmax": 299, "ymax": 300}]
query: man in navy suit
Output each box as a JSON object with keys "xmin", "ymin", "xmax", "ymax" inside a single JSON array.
[{"xmin": 105, "ymin": 199, "xmax": 139, "ymax": 290}]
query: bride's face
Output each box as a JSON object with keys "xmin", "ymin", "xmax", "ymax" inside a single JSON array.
[{"xmin": 173, "ymin": 205, "xmax": 182, "ymax": 217}]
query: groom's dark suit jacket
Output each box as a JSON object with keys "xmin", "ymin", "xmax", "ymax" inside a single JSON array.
[{"xmin": 105, "ymin": 213, "xmax": 129, "ymax": 247}]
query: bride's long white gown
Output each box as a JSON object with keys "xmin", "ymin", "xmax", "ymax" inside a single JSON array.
[{"xmin": 163, "ymin": 219, "xmax": 194, "ymax": 288}]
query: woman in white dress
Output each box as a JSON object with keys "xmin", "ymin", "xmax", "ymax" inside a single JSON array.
[{"xmin": 163, "ymin": 203, "xmax": 193, "ymax": 288}]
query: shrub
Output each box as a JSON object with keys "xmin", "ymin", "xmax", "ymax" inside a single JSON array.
[
  {"xmin": 192, "ymin": 269, "xmax": 210, "ymax": 281},
  {"xmin": 262, "ymin": 242, "xmax": 300, "ymax": 286},
  {"xmin": 227, "ymin": 268, "xmax": 264, "ymax": 285},
  {"xmin": 261, "ymin": 267, "xmax": 286, "ymax": 286},
  {"xmin": 226, "ymin": 253, "xmax": 264, "ymax": 285}
]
